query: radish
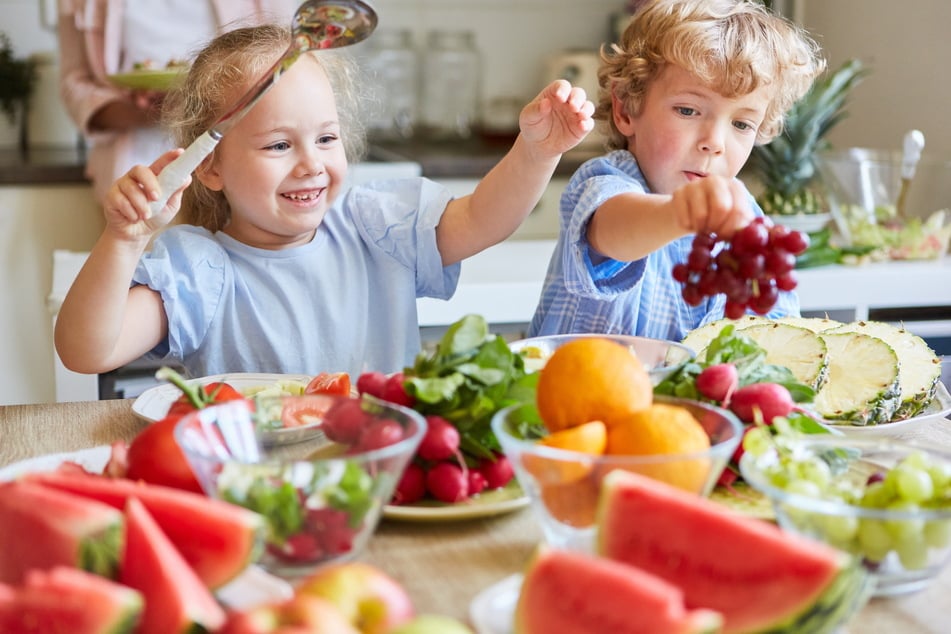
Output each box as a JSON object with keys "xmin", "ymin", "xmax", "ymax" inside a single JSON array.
[
  {"xmin": 467, "ymin": 470, "xmax": 488, "ymax": 496},
  {"xmin": 478, "ymin": 455, "xmax": 514, "ymax": 490},
  {"xmin": 418, "ymin": 415, "xmax": 461, "ymax": 462},
  {"xmin": 729, "ymin": 382, "xmax": 794, "ymax": 424},
  {"xmin": 356, "ymin": 371, "xmax": 388, "ymax": 398},
  {"xmin": 392, "ymin": 463, "xmax": 426, "ymax": 505},
  {"xmin": 426, "ymin": 462, "xmax": 469, "ymax": 503},
  {"xmin": 355, "ymin": 418, "xmax": 404, "ymax": 452},
  {"xmin": 321, "ymin": 399, "xmax": 370, "ymax": 443},
  {"xmin": 695, "ymin": 362, "xmax": 739, "ymax": 403},
  {"xmin": 381, "ymin": 372, "xmax": 416, "ymax": 408}
]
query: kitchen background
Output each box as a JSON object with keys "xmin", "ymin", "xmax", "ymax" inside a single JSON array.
[{"xmin": 2, "ymin": 0, "xmax": 951, "ymax": 405}]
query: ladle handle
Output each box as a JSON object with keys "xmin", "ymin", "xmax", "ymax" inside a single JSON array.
[{"xmin": 147, "ymin": 131, "xmax": 222, "ymax": 218}]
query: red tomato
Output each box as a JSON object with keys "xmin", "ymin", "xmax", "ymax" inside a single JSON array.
[
  {"xmin": 126, "ymin": 415, "xmax": 203, "ymax": 493},
  {"xmin": 167, "ymin": 381, "xmax": 245, "ymax": 417},
  {"xmin": 304, "ymin": 372, "xmax": 352, "ymax": 396}
]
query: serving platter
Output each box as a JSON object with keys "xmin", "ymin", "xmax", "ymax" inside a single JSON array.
[
  {"xmin": 383, "ymin": 480, "xmax": 529, "ymax": 522},
  {"xmin": 824, "ymin": 381, "xmax": 951, "ymax": 438}
]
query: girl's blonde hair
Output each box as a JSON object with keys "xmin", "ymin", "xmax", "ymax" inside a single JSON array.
[
  {"xmin": 598, "ymin": 0, "xmax": 825, "ymax": 150},
  {"xmin": 162, "ymin": 24, "xmax": 369, "ymax": 231}
]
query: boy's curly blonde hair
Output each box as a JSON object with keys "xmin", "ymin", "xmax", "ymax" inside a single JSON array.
[
  {"xmin": 597, "ymin": 0, "xmax": 825, "ymax": 150},
  {"xmin": 162, "ymin": 24, "xmax": 370, "ymax": 232}
]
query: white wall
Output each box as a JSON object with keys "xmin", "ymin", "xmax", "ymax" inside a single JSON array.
[{"xmin": 800, "ymin": 0, "xmax": 951, "ymax": 158}]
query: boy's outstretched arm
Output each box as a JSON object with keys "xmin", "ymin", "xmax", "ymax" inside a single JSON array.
[
  {"xmin": 436, "ymin": 79, "xmax": 595, "ymax": 265},
  {"xmin": 54, "ymin": 150, "xmax": 189, "ymax": 375}
]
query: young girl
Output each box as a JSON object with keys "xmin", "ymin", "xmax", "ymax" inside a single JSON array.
[
  {"xmin": 55, "ymin": 24, "xmax": 595, "ymax": 379},
  {"xmin": 528, "ymin": 0, "xmax": 825, "ymax": 341}
]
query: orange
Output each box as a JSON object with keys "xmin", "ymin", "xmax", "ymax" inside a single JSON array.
[
  {"xmin": 604, "ymin": 403, "xmax": 712, "ymax": 492},
  {"xmin": 536, "ymin": 338, "xmax": 653, "ymax": 432},
  {"xmin": 538, "ymin": 476, "xmax": 600, "ymax": 528},
  {"xmin": 524, "ymin": 420, "xmax": 607, "ymax": 484}
]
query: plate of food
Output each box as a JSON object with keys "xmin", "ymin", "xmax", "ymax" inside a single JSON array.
[
  {"xmin": 824, "ymin": 381, "xmax": 951, "ymax": 438},
  {"xmin": 0, "ymin": 445, "xmax": 112, "ymax": 482},
  {"xmin": 107, "ymin": 60, "xmax": 188, "ymax": 91},
  {"xmin": 383, "ymin": 480, "xmax": 529, "ymax": 522},
  {"xmin": 132, "ymin": 372, "xmax": 327, "ymax": 445}
]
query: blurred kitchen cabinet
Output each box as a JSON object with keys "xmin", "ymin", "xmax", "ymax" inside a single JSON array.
[{"xmin": 0, "ymin": 184, "xmax": 102, "ymax": 404}]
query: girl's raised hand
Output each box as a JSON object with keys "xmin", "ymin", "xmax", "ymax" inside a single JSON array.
[
  {"xmin": 103, "ymin": 149, "xmax": 191, "ymax": 242},
  {"xmin": 518, "ymin": 79, "xmax": 595, "ymax": 157}
]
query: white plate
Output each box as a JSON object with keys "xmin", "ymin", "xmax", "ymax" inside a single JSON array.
[
  {"xmin": 825, "ymin": 381, "xmax": 951, "ymax": 438},
  {"xmin": 132, "ymin": 372, "xmax": 321, "ymax": 445},
  {"xmin": 383, "ymin": 480, "xmax": 529, "ymax": 522},
  {"xmin": 470, "ymin": 574, "xmax": 522, "ymax": 634},
  {"xmin": 0, "ymin": 446, "xmax": 293, "ymax": 607}
]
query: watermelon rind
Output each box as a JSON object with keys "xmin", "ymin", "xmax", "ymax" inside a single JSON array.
[
  {"xmin": 597, "ymin": 470, "xmax": 871, "ymax": 634},
  {"xmin": 0, "ymin": 481, "xmax": 123, "ymax": 584},
  {"xmin": 121, "ymin": 497, "xmax": 226, "ymax": 634},
  {"xmin": 514, "ymin": 545, "xmax": 723, "ymax": 634},
  {"xmin": 26, "ymin": 470, "xmax": 265, "ymax": 588},
  {"xmin": 0, "ymin": 567, "xmax": 142, "ymax": 634}
]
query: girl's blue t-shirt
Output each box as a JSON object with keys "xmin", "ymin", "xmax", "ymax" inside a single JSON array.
[
  {"xmin": 528, "ymin": 150, "xmax": 800, "ymax": 341},
  {"xmin": 133, "ymin": 177, "xmax": 458, "ymax": 378}
]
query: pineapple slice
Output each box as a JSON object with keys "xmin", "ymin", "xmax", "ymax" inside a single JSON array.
[
  {"xmin": 738, "ymin": 323, "xmax": 830, "ymax": 390},
  {"xmin": 813, "ymin": 331, "xmax": 901, "ymax": 426},
  {"xmin": 680, "ymin": 316, "xmax": 768, "ymax": 358},
  {"xmin": 775, "ymin": 316, "xmax": 844, "ymax": 333},
  {"xmin": 822, "ymin": 321, "xmax": 941, "ymax": 420}
]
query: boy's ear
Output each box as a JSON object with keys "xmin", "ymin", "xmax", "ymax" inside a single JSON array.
[
  {"xmin": 195, "ymin": 155, "xmax": 224, "ymax": 191},
  {"xmin": 612, "ymin": 91, "xmax": 636, "ymax": 136}
]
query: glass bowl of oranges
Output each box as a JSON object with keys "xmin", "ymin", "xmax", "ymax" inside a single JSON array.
[{"xmin": 493, "ymin": 337, "xmax": 742, "ymax": 553}]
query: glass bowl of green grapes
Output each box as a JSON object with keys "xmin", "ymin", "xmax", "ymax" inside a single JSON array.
[{"xmin": 739, "ymin": 431, "xmax": 951, "ymax": 597}]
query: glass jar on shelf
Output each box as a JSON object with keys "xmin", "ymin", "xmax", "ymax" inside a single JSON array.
[
  {"xmin": 362, "ymin": 29, "xmax": 419, "ymax": 141},
  {"xmin": 418, "ymin": 29, "xmax": 481, "ymax": 141}
]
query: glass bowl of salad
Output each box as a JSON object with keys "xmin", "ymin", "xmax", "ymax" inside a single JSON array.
[
  {"xmin": 821, "ymin": 148, "xmax": 951, "ymax": 260},
  {"xmin": 175, "ymin": 394, "xmax": 426, "ymax": 578}
]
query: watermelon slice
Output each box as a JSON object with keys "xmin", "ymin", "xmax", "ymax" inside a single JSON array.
[
  {"xmin": 515, "ymin": 546, "xmax": 722, "ymax": 634},
  {"xmin": 121, "ymin": 497, "xmax": 226, "ymax": 634},
  {"xmin": 0, "ymin": 481, "xmax": 122, "ymax": 584},
  {"xmin": 26, "ymin": 470, "xmax": 264, "ymax": 588},
  {"xmin": 0, "ymin": 566, "xmax": 142, "ymax": 633},
  {"xmin": 597, "ymin": 470, "xmax": 871, "ymax": 634}
]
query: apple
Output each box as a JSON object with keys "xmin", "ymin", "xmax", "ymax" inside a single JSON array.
[
  {"xmin": 295, "ymin": 562, "xmax": 414, "ymax": 634},
  {"xmin": 388, "ymin": 614, "xmax": 475, "ymax": 634},
  {"xmin": 219, "ymin": 594, "xmax": 359, "ymax": 633}
]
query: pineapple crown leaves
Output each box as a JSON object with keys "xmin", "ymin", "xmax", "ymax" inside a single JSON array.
[{"xmin": 748, "ymin": 59, "xmax": 869, "ymax": 196}]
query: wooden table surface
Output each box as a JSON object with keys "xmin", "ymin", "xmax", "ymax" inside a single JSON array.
[{"xmin": 2, "ymin": 398, "xmax": 950, "ymax": 633}]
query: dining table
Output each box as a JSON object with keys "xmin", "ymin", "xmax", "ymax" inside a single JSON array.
[{"xmin": 2, "ymin": 397, "xmax": 951, "ymax": 633}]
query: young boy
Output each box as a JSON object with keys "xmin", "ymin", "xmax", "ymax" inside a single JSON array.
[{"xmin": 528, "ymin": 0, "xmax": 825, "ymax": 342}]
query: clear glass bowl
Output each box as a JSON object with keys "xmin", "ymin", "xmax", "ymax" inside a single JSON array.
[
  {"xmin": 175, "ymin": 395, "xmax": 425, "ymax": 579},
  {"xmin": 492, "ymin": 395, "xmax": 743, "ymax": 553},
  {"xmin": 821, "ymin": 148, "xmax": 951, "ymax": 258},
  {"xmin": 739, "ymin": 434, "xmax": 951, "ymax": 597},
  {"xmin": 508, "ymin": 334, "xmax": 695, "ymax": 386}
]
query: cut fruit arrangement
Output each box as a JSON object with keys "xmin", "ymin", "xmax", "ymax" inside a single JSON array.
[
  {"xmin": 514, "ymin": 470, "xmax": 871, "ymax": 634},
  {"xmin": 0, "ymin": 467, "xmax": 474, "ymax": 633},
  {"xmin": 680, "ymin": 315, "xmax": 942, "ymax": 426}
]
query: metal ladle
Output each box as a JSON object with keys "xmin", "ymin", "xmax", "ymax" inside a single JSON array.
[
  {"xmin": 895, "ymin": 129, "xmax": 925, "ymax": 220},
  {"xmin": 148, "ymin": 0, "xmax": 378, "ymax": 216}
]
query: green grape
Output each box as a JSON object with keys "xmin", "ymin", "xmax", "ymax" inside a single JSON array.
[
  {"xmin": 924, "ymin": 519, "xmax": 951, "ymax": 549},
  {"xmin": 742, "ymin": 426, "xmax": 772, "ymax": 457},
  {"xmin": 860, "ymin": 481, "xmax": 894, "ymax": 509},
  {"xmin": 787, "ymin": 479, "xmax": 822, "ymax": 498},
  {"xmin": 896, "ymin": 538, "xmax": 930, "ymax": 570},
  {"xmin": 857, "ymin": 518, "xmax": 893, "ymax": 563},
  {"xmin": 884, "ymin": 501, "xmax": 925, "ymax": 542},
  {"xmin": 820, "ymin": 511, "xmax": 859, "ymax": 544},
  {"xmin": 797, "ymin": 459, "xmax": 832, "ymax": 489},
  {"xmin": 894, "ymin": 466, "xmax": 935, "ymax": 504},
  {"xmin": 926, "ymin": 461, "xmax": 951, "ymax": 491}
]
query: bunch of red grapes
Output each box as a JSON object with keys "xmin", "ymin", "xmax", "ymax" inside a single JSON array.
[{"xmin": 672, "ymin": 217, "xmax": 809, "ymax": 319}]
